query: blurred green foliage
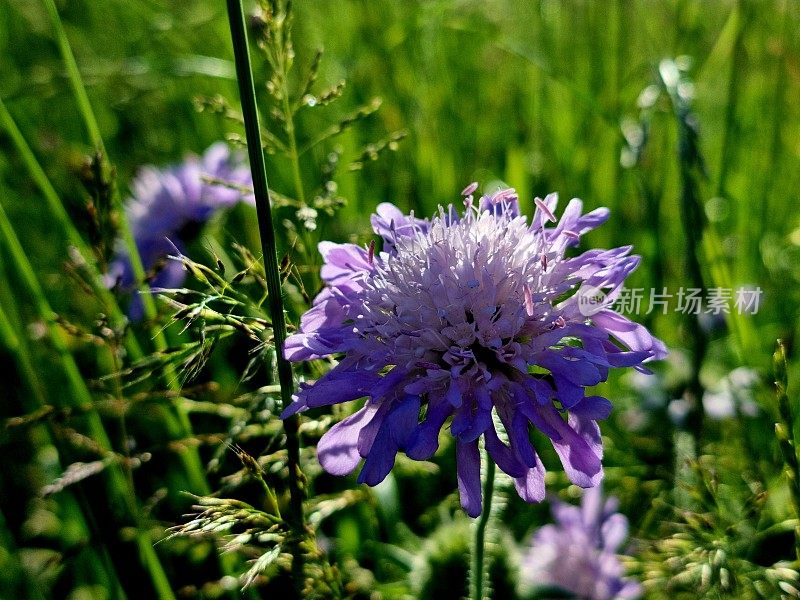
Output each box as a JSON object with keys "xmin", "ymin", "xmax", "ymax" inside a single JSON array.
[{"xmin": 2, "ymin": 0, "xmax": 800, "ymax": 598}]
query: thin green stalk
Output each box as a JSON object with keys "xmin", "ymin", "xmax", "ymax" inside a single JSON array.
[
  {"xmin": 277, "ymin": 48, "xmax": 317, "ymax": 272},
  {"xmin": 0, "ymin": 97, "xmax": 142, "ymax": 358},
  {"xmin": 0, "ymin": 300, "xmax": 15, "ymax": 344},
  {"xmin": 774, "ymin": 340, "xmax": 800, "ymax": 561},
  {"xmin": 0, "ymin": 201, "xmax": 175, "ymax": 600},
  {"xmin": 263, "ymin": 16, "xmax": 316, "ymax": 270},
  {"xmin": 759, "ymin": 0, "xmax": 789, "ymax": 266},
  {"xmin": 282, "ymin": 95, "xmax": 307, "ymax": 207},
  {"xmin": 657, "ymin": 60, "xmax": 757, "ymax": 368},
  {"xmin": 41, "ymin": 0, "xmax": 104, "ymax": 153},
  {"xmin": 0, "ymin": 508, "xmax": 44, "ymax": 600},
  {"xmin": 676, "ymin": 154, "xmax": 707, "ymax": 438},
  {"xmin": 40, "ymin": 0, "xmax": 162, "ymax": 337},
  {"xmin": 0, "ymin": 99, "xmax": 212, "ymax": 499},
  {"xmin": 36, "ymin": 1, "xmax": 217, "ymax": 498},
  {"xmin": 714, "ymin": 1, "xmax": 742, "ymax": 202},
  {"xmin": 225, "ymin": 2, "xmax": 305, "ymax": 596},
  {"xmin": 0, "ymin": 288, "xmax": 127, "ymax": 599},
  {"xmin": 666, "ymin": 95, "xmax": 707, "ymax": 438},
  {"xmin": 0, "ymin": 299, "xmax": 45, "ymax": 407},
  {"xmin": 470, "ymin": 455, "xmax": 495, "ymax": 600},
  {"xmin": 609, "ymin": 0, "xmax": 625, "ymax": 238}
]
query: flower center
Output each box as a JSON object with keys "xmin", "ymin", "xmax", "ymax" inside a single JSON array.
[{"xmin": 358, "ymin": 206, "xmax": 562, "ymax": 371}]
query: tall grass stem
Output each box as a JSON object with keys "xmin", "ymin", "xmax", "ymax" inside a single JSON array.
[
  {"xmin": 774, "ymin": 340, "xmax": 800, "ymax": 560},
  {"xmin": 38, "ymin": 0, "xmax": 219, "ymax": 500},
  {"xmin": 39, "ymin": 0, "xmax": 163, "ymax": 344},
  {"xmin": 225, "ymin": 1, "xmax": 305, "ymax": 595},
  {"xmin": 0, "ymin": 200, "xmax": 176, "ymax": 600},
  {"xmin": 0, "ymin": 98, "xmax": 144, "ymax": 358},
  {"xmin": 0, "ymin": 277, "xmax": 127, "ymax": 598},
  {"xmin": 41, "ymin": 0, "xmax": 105, "ymax": 153}
]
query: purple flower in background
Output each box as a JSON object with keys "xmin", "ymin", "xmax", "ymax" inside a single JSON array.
[
  {"xmin": 108, "ymin": 142, "xmax": 253, "ymax": 319},
  {"xmin": 521, "ymin": 486, "xmax": 642, "ymax": 599},
  {"xmin": 283, "ymin": 186, "xmax": 666, "ymax": 516}
]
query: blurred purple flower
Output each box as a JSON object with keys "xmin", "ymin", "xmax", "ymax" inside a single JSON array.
[
  {"xmin": 521, "ymin": 486, "xmax": 642, "ymax": 599},
  {"xmin": 107, "ymin": 142, "xmax": 253, "ymax": 319},
  {"xmin": 283, "ymin": 186, "xmax": 666, "ymax": 517}
]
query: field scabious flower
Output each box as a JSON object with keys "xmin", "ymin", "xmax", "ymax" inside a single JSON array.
[
  {"xmin": 284, "ymin": 186, "xmax": 666, "ymax": 516},
  {"xmin": 108, "ymin": 143, "xmax": 253, "ymax": 318},
  {"xmin": 521, "ymin": 486, "xmax": 642, "ymax": 599}
]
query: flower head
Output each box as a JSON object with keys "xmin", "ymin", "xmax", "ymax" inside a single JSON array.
[
  {"xmin": 521, "ymin": 486, "xmax": 642, "ymax": 599},
  {"xmin": 284, "ymin": 186, "xmax": 666, "ymax": 516},
  {"xmin": 108, "ymin": 143, "xmax": 253, "ymax": 318}
]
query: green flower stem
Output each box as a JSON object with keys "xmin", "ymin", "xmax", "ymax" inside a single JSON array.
[
  {"xmin": 0, "ymin": 300, "xmax": 14, "ymax": 341},
  {"xmin": 710, "ymin": 5, "xmax": 759, "ymax": 358},
  {"xmin": 0, "ymin": 201, "xmax": 175, "ymax": 600},
  {"xmin": 225, "ymin": 1, "xmax": 305, "ymax": 595},
  {"xmin": 714, "ymin": 4, "xmax": 742, "ymax": 202},
  {"xmin": 759, "ymin": 0, "xmax": 789, "ymax": 231},
  {"xmin": 265, "ymin": 14, "xmax": 316, "ymax": 272},
  {"xmin": 471, "ymin": 454, "xmax": 495, "ymax": 600},
  {"xmin": 278, "ymin": 53, "xmax": 317, "ymax": 279}
]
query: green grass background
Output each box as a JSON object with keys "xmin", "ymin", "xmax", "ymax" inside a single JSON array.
[{"xmin": 1, "ymin": 0, "xmax": 800, "ymax": 598}]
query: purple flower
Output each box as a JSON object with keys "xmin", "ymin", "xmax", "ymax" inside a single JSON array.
[
  {"xmin": 521, "ymin": 486, "xmax": 642, "ymax": 599},
  {"xmin": 108, "ymin": 143, "xmax": 253, "ymax": 319},
  {"xmin": 283, "ymin": 185, "xmax": 666, "ymax": 516}
]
